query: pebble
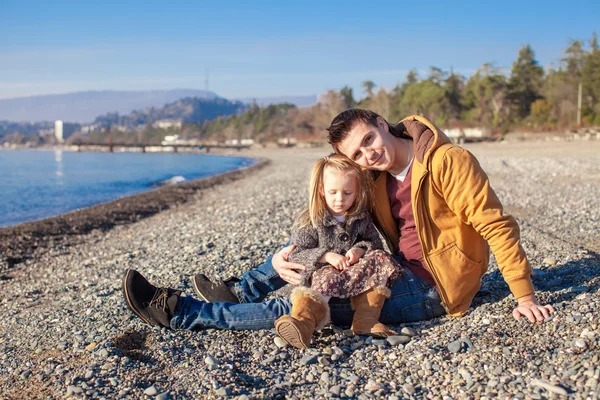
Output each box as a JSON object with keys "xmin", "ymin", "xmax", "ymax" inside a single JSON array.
[
  {"xmin": 448, "ymin": 340, "xmax": 463, "ymax": 353},
  {"xmin": 400, "ymin": 327, "xmax": 417, "ymax": 336},
  {"xmin": 156, "ymin": 392, "xmax": 171, "ymax": 400},
  {"xmin": 66, "ymin": 385, "xmax": 83, "ymax": 396},
  {"xmin": 274, "ymin": 337, "xmax": 287, "ymax": 348},
  {"xmin": 387, "ymin": 335, "xmax": 411, "ymax": 346},
  {"xmin": 205, "ymin": 356, "xmax": 219, "ymax": 366},
  {"xmin": 542, "ymin": 257, "xmax": 557, "ymax": 266},
  {"xmin": 403, "ymin": 383, "xmax": 416, "ymax": 395},
  {"xmin": 216, "ymin": 387, "xmax": 230, "ymax": 396},
  {"xmin": 300, "ymin": 355, "xmax": 318, "ymax": 365},
  {"xmin": 144, "ymin": 385, "xmax": 159, "ymax": 396},
  {"xmin": 318, "ymin": 356, "xmax": 330, "ymax": 366},
  {"xmin": 330, "ymin": 385, "xmax": 341, "ymax": 396},
  {"xmin": 574, "ymin": 339, "xmax": 587, "ymax": 349},
  {"xmin": 530, "ymin": 379, "xmax": 569, "ymax": 395}
]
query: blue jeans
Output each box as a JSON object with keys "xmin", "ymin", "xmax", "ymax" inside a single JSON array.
[{"xmin": 170, "ymin": 254, "xmax": 446, "ymax": 330}]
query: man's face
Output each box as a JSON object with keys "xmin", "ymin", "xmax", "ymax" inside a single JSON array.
[
  {"xmin": 321, "ymin": 167, "xmax": 358, "ymax": 217},
  {"xmin": 337, "ymin": 118, "xmax": 396, "ymax": 172}
]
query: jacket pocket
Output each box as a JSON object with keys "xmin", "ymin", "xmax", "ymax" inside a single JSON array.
[{"xmin": 428, "ymin": 243, "xmax": 484, "ymax": 313}]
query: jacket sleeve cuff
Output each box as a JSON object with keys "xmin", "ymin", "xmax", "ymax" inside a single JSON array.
[{"xmin": 507, "ymin": 276, "xmax": 535, "ymax": 299}]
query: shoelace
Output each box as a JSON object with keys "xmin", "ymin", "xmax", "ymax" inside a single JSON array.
[{"xmin": 148, "ymin": 288, "xmax": 169, "ymax": 312}]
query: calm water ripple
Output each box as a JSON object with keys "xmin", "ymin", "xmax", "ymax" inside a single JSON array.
[{"xmin": 0, "ymin": 149, "xmax": 255, "ymax": 227}]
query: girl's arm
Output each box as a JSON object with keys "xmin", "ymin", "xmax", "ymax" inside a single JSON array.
[
  {"xmin": 352, "ymin": 217, "xmax": 384, "ymax": 253},
  {"xmin": 289, "ymin": 225, "xmax": 329, "ymax": 285}
]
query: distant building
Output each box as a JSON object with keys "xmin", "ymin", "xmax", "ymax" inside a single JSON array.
[
  {"xmin": 55, "ymin": 120, "xmax": 64, "ymax": 143},
  {"xmin": 153, "ymin": 120, "xmax": 182, "ymax": 129}
]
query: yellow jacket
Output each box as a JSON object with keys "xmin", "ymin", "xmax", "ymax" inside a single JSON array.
[{"xmin": 371, "ymin": 115, "xmax": 533, "ymax": 316}]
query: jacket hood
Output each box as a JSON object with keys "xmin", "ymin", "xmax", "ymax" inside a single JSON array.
[{"xmin": 399, "ymin": 115, "xmax": 452, "ymax": 164}]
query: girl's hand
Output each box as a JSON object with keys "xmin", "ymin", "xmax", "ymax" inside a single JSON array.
[
  {"xmin": 512, "ymin": 294, "xmax": 555, "ymax": 323},
  {"xmin": 326, "ymin": 253, "xmax": 349, "ymax": 271},
  {"xmin": 345, "ymin": 248, "xmax": 365, "ymax": 265}
]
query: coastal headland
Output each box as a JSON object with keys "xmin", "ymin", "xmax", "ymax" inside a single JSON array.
[{"xmin": 0, "ymin": 142, "xmax": 598, "ymax": 399}]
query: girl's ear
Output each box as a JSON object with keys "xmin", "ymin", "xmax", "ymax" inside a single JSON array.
[{"xmin": 319, "ymin": 185, "xmax": 324, "ymax": 197}]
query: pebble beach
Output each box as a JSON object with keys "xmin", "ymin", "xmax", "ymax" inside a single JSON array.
[{"xmin": 0, "ymin": 141, "xmax": 599, "ymax": 400}]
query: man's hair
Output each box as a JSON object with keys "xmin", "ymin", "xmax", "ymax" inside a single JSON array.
[{"xmin": 326, "ymin": 108, "xmax": 410, "ymax": 152}]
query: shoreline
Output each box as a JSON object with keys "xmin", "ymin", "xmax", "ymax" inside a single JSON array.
[{"xmin": 0, "ymin": 157, "xmax": 269, "ymax": 271}]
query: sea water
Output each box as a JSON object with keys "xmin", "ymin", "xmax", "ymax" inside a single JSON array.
[{"xmin": 0, "ymin": 149, "xmax": 255, "ymax": 227}]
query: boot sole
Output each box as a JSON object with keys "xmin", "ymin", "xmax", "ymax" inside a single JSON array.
[
  {"xmin": 123, "ymin": 269, "xmax": 153, "ymax": 325},
  {"xmin": 192, "ymin": 276, "xmax": 210, "ymax": 302},
  {"xmin": 275, "ymin": 320, "xmax": 310, "ymax": 349}
]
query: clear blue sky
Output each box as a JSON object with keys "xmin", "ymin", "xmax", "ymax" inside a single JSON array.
[{"xmin": 1, "ymin": 0, "xmax": 598, "ymax": 100}]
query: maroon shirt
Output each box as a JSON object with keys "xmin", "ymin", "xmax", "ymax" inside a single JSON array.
[{"xmin": 386, "ymin": 165, "xmax": 436, "ymax": 285}]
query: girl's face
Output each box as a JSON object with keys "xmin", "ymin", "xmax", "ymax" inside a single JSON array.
[{"xmin": 321, "ymin": 167, "xmax": 358, "ymax": 217}]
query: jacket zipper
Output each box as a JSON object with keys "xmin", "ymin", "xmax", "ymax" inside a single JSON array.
[{"xmin": 413, "ymin": 167, "xmax": 451, "ymax": 313}]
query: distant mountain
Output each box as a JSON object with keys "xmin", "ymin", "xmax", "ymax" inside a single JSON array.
[
  {"xmin": 237, "ymin": 95, "xmax": 317, "ymax": 107},
  {"xmin": 93, "ymin": 97, "xmax": 248, "ymax": 129},
  {"xmin": 0, "ymin": 89, "xmax": 217, "ymax": 123}
]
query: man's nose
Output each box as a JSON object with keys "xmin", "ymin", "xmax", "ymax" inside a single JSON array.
[{"xmin": 365, "ymin": 147, "xmax": 377, "ymax": 161}]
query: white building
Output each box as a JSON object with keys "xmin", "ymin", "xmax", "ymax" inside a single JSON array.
[
  {"xmin": 153, "ymin": 120, "xmax": 183, "ymax": 129},
  {"xmin": 55, "ymin": 120, "xmax": 64, "ymax": 143}
]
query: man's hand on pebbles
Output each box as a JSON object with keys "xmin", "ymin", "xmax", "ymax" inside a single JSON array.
[
  {"xmin": 513, "ymin": 295, "xmax": 555, "ymax": 323},
  {"xmin": 273, "ymin": 244, "xmax": 305, "ymax": 285}
]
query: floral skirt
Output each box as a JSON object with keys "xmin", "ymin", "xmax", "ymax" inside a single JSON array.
[{"xmin": 310, "ymin": 249, "xmax": 403, "ymax": 298}]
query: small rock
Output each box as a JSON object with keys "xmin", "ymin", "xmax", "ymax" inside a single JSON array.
[
  {"xmin": 300, "ymin": 355, "xmax": 318, "ymax": 365},
  {"xmin": 371, "ymin": 339, "xmax": 387, "ymax": 347},
  {"xmin": 330, "ymin": 385, "xmax": 341, "ymax": 396},
  {"xmin": 448, "ymin": 340, "xmax": 462, "ymax": 353},
  {"xmin": 274, "ymin": 337, "xmax": 287, "ymax": 348},
  {"xmin": 85, "ymin": 342, "xmax": 97, "ymax": 351},
  {"xmin": 403, "ymin": 383, "xmax": 416, "ymax": 395},
  {"xmin": 574, "ymin": 339, "xmax": 587, "ymax": 349},
  {"xmin": 66, "ymin": 385, "xmax": 83, "ymax": 396},
  {"xmin": 318, "ymin": 356, "xmax": 330, "ymax": 366},
  {"xmin": 530, "ymin": 379, "xmax": 568, "ymax": 396},
  {"xmin": 400, "ymin": 327, "xmax": 416, "ymax": 336},
  {"xmin": 365, "ymin": 380, "xmax": 381, "ymax": 392},
  {"xmin": 542, "ymin": 257, "xmax": 557, "ymax": 266},
  {"xmin": 144, "ymin": 385, "xmax": 158, "ymax": 396},
  {"xmin": 205, "ymin": 356, "xmax": 219, "ymax": 366},
  {"xmin": 343, "ymin": 329, "xmax": 354, "ymax": 337},
  {"xmin": 156, "ymin": 392, "xmax": 171, "ymax": 400},
  {"xmin": 387, "ymin": 335, "xmax": 411, "ymax": 346},
  {"xmin": 216, "ymin": 387, "xmax": 230, "ymax": 396}
]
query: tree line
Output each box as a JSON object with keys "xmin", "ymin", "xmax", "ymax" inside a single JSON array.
[{"xmin": 185, "ymin": 33, "xmax": 600, "ymax": 143}]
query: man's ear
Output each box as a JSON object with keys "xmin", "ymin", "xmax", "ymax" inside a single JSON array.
[{"xmin": 376, "ymin": 116, "xmax": 389, "ymax": 133}]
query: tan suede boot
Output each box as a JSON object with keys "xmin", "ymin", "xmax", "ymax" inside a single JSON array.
[
  {"xmin": 274, "ymin": 287, "xmax": 330, "ymax": 349},
  {"xmin": 351, "ymin": 287, "xmax": 397, "ymax": 338}
]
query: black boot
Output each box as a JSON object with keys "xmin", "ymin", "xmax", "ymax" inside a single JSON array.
[
  {"xmin": 192, "ymin": 274, "xmax": 240, "ymax": 303},
  {"xmin": 123, "ymin": 269, "xmax": 181, "ymax": 328}
]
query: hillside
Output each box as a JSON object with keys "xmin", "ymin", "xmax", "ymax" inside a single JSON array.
[
  {"xmin": 0, "ymin": 89, "xmax": 217, "ymax": 123},
  {"xmin": 93, "ymin": 97, "xmax": 248, "ymax": 130}
]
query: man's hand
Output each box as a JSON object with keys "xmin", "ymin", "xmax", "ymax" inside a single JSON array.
[
  {"xmin": 345, "ymin": 247, "xmax": 365, "ymax": 265},
  {"xmin": 512, "ymin": 294, "xmax": 555, "ymax": 323},
  {"xmin": 273, "ymin": 244, "xmax": 306, "ymax": 285},
  {"xmin": 326, "ymin": 252, "xmax": 349, "ymax": 271}
]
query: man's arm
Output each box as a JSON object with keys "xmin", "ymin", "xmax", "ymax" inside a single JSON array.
[{"xmin": 439, "ymin": 146, "xmax": 554, "ymax": 322}]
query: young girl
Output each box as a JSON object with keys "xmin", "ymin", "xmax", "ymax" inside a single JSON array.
[{"xmin": 275, "ymin": 154, "xmax": 404, "ymax": 349}]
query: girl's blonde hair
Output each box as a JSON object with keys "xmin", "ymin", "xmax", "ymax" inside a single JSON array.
[{"xmin": 294, "ymin": 153, "xmax": 373, "ymax": 228}]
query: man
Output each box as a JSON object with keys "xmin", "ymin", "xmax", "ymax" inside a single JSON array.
[{"xmin": 123, "ymin": 110, "xmax": 554, "ymax": 332}]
